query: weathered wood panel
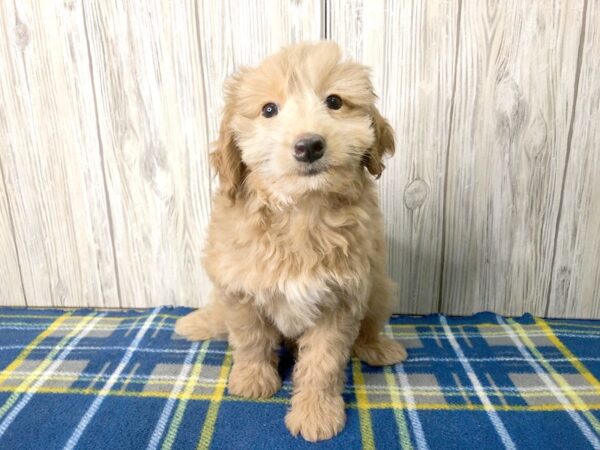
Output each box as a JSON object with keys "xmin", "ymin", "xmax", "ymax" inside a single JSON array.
[
  {"xmin": 328, "ymin": 0, "xmax": 459, "ymax": 314},
  {"xmin": 0, "ymin": 0, "xmax": 119, "ymax": 307},
  {"xmin": 82, "ymin": 0, "xmax": 214, "ymax": 308},
  {"xmin": 441, "ymin": 0, "xmax": 585, "ymax": 316},
  {"xmin": 0, "ymin": 168, "xmax": 25, "ymax": 306},
  {"xmin": 548, "ymin": 0, "xmax": 600, "ymax": 319}
]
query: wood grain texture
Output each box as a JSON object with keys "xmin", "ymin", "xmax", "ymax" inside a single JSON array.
[
  {"xmin": 441, "ymin": 0, "xmax": 585, "ymax": 316},
  {"xmin": 0, "ymin": 0, "xmax": 119, "ymax": 307},
  {"xmin": 0, "ymin": 167, "xmax": 25, "ymax": 306},
  {"xmin": 548, "ymin": 0, "xmax": 600, "ymax": 319},
  {"xmin": 82, "ymin": 0, "xmax": 215, "ymax": 308},
  {"xmin": 328, "ymin": 0, "xmax": 459, "ymax": 314}
]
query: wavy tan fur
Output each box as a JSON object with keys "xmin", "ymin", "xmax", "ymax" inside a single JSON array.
[{"xmin": 175, "ymin": 41, "xmax": 406, "ymax": 442}]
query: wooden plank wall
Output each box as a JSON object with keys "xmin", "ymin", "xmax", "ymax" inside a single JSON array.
[
  {"xmin": 548, "ymin": 0, "xmax": 600, "ymax": 319},
  {"xmin": 441, "ymin": 0, "xmax": 584, "ymax": 316},
  {"xmin": 1, "ymin": 1, "xmax": 119, "ymax": 308},
  {"xmin": 0, "ymin": 0, "xmax": 598, "ymax": 318}
]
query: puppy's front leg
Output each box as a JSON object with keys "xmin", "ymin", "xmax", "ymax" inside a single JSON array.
[
  {"xmin": 285, "ymin": 309, "xmax": 359, "ymax": 442},
  {"xmin": 226, "ymin": 301, "xmax": 281, "ymax": 399}
]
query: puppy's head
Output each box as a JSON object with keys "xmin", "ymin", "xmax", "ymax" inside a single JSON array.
[{"xmin": 211, "ymin": 41, "xmax": 395, "ymax": 201}]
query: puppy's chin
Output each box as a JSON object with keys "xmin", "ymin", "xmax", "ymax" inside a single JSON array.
[
  {"xmin": 288, "ymin": 169, "xmax": 329, "ymax": 192},
  {"xmin": 295, "ymin": 163, "xmax": 327, "ymax": 177},
  {"xmin": 257, "ymin": 168, "xmax": 330, "ymax": 202},
  {"xmin": 282, "ymin": 166, "xmax": 361, "ymax": 199}
]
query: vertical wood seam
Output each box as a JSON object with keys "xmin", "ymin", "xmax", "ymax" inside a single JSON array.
[
  {"xmin": 437, "ymin": 0, "xmax": 462, "ymax": 314},
  {"xmin": 81, "ymin": 1, "xmax": 123, "ymax": 308},
  {"xmin": 545, "ymin": 0, "xmax": 589, "ymax": 317},
  {"xmin": 322, "ymin": 0, "xmax": 328, "ymax": 39},
  {"xmin": 0, "ymin": 154, "xmax": 28, "ymax": 306},
  {"xmin": 193, "ymin": 2, "xmax": 213, "ymax": 200}
]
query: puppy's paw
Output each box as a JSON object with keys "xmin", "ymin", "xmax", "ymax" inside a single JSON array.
[
  {"xmin": 228, "ymin": 362, "xmax": 281, "ymax": 399},
  {"xmin": 175, "ymin": 310, "xmax": 214, "ymax": 341},
  {"xmin": 353, "ymin": 336, "xmax": 407, "ymax": 366},
  {"xmin": 285, "ymin": 392, "xmax": 346, "ymax": 442}
]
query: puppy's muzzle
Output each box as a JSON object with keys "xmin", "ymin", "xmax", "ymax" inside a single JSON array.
[{"xmin": 293, "ymin": 134, "xmax": 325, "ymax": 163}]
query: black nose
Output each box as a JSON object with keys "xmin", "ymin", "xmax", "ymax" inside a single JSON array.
[{"xmin": 293, "ymin": 134, "xmax": 325, "ymax": 163}]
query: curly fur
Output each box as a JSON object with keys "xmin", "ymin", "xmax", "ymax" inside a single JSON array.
[{"xmin": 175, "ymin": 41, "xmax": 406, "ymax": 442}]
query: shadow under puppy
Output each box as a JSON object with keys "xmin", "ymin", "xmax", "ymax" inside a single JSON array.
[{"xmin": 176, "ymin": 41, "xmax": 407, "ymax": 442}]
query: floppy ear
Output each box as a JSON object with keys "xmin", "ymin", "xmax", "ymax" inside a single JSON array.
[
  {"xmin": 363, "ymin": 106, "xmax": 395, "ymax": 178},
  {"xmin": 210, "ymin": 95, "xmax": 246, "ymax": 201}
]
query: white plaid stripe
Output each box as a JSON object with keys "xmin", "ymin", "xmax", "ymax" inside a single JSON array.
[
  {"xmin": 63, "ymin": 307, "xmax": 161, "ymax": 450},
  {"xmin": 0, "ymin": 313, "xmax": 106, "ymax": 438},
  {"xmin": 383, "ymin": 324, "xmax": 429, "ymax": 450},
  {"xmin": 147, "ymin": 341, "xmax": 200, "ymax": 450},
  {"xmin": 440, "ymin": 316, "xmax": 516, "ymax": 450},
  {"xmin": 497, "ymin": 317, "xmax": 600, "ymax": 449},
  {"xmin": 395, "ymin": 363, "xmax": 428, "ymax": 449},
  {"xmin": 3, "ymin": 344, "xmax": 600, "ymax": 364}
]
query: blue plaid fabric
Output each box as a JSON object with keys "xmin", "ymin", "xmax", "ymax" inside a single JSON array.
[{"xmin": 0, "ymin": 307, "xmax": 599, "ymax": 449}]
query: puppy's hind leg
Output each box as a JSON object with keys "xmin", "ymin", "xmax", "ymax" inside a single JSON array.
[
  {"xmin": 353, "ymin": 273, "xmax": 407, "ymax": 366},
  {"xmin": 175, "ymin": 294, "xmax": 229, "ymax": 341}
]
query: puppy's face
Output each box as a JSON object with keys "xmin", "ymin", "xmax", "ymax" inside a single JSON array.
[{"xmin": 212, "ymin": 42, "xmax": 394, "ymax": 201}]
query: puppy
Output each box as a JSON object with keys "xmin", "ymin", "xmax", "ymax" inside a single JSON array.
[{"xmin": 176, "ymin": 41, "xmax": 407, "ymax": 442}]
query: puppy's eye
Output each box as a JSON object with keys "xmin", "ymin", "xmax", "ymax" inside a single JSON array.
[
  {"xmin": 262, "ymin": 103, "xmax": 278, "ymax": 118},
  {"xmin": 325, "ymin": 94, "xmax": 343, "ymax": 110}
]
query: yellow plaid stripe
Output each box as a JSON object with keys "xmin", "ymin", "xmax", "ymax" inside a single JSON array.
[
  {"xmin": 2, "ymin": 371, "xmax": 600, "ymax": 400},
  {"xmin": 0, "ymin": 313, "xmax": 96, "ymax": 420},
  {"xmin": 382, "ymin": 326, "xmax": 413, "ymax": 449},
  {"xmin": 536, "ymin": 318, "xmax": 600, "ymax": 395},
  {"xmin": 162, "ymin": 340, "xmax": 211, "ymax": 450},
  {"xmin": 0, "ymin": 312, "xmax": 72, "ymax": 386},
  {"xmin": 196, "ymin": 352, "xmax": 233, "ymax": 450},
  {"xmin": 352, "ymin": 358, "xmax": 375, "ymax": 449},
  {"xmin": 0, "ymin": 384, "xmax": 599, "ymax": 412},
  {"xmin": 383, "ymin": 365, "xmax": 412, "ymax": 449},
  {"xmin": 509, "ymin": 320, "xmax": 600, "ymax": 433},
  {"xmin": 1, "ymin": 380, "xmax": 599, "ymax": 399}
]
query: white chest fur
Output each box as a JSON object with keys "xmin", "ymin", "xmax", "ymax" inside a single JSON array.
[
  {"xmin": 253, "ymin": 278, "xmax": 338, "ymax": 338},
  {"xmin": 205, "ymin": 190, "xmax": 379, "ymax": 336}
]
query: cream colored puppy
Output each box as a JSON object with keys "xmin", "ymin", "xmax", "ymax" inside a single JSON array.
[{"xmin": 176, "ymin": 41, "xmax": 407, "ymax": 442}]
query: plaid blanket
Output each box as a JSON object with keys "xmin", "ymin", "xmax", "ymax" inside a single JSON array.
[{"xmin": 0, "ymin": 308, "xmax": 599, "ymax": 449}]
